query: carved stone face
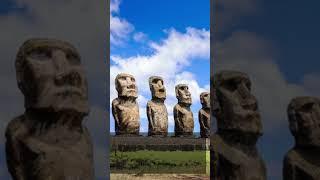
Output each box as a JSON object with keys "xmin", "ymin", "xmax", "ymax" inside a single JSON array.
[
  {"xmin": 200, "ymin": 92, "xmax": 210, "ymax": 109},
  {"xmin": 288, "ymin": 96, "xmax": 320, "ymax": 147},
  {"xmin": 115, "ymin": 73, "xmax": 138, "ymax": 98},
  {"xmin": 214, "ymin": 71, "xmax": 262, "ymax": 135},
  {"xmin": 149, "ymin": 76, "xmax": 166, "ymax": 100},
  {"xmin": 15, "ymin": 39, "xmax": 89, "ymax": 114},
  {"xmin": 175, "ymin": 84, "xmax": 192, "ymax": 105}
]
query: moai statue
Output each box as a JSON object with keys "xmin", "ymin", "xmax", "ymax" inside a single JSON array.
[
  {"xmin": 199, "ymin": 92, "xmax": 210, "ymax": 138},
  {"xmin": 283, "ymin": 96, "xmax": 320, "ymax": 180},
  {"xmin": 211, "ymin": 70, "xmax": 266, "ymax": 180},
  {"xmin": 147, "ymin": 76, "xmax": 168, "ymax": 137},
  {"xmin": 112, "ymin": 73, "xmax": 140, "ymax": 135},
  {"xmin": 5, "ymin": 39, "xmax": 94, "ymax": 180},
  {"xmin": 174, "ymin": 84, "xmax": 194, "ymax": 137}
]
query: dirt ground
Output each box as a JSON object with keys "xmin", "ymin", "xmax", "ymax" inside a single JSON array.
[{"xmin": 110, "ymin": 174, "xmax": 210, "ymax": 180}]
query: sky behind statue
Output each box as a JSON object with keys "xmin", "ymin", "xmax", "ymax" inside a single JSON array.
[{"xmin": 110, "ymin": 0, "xmax": 210, "ymax": 133}]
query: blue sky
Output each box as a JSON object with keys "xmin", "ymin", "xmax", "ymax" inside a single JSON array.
[{"xmin": 110, "ymin": 0, "xmax": 210, "ymax": 133}]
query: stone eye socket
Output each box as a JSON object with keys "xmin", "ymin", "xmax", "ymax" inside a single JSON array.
[
  {"xmin": 28, "ymin": 48, "xmax": 52, "ymax": 60},
  {"xmin": 66, "ymin": 52, "xmax": 80, "ymax": 65},
  {"xmin": 223, "ymin": 79, "xmax": 238, "ymax": 92},
  {"xmin": 131, "ymin": 77, "xmax": 135, "ymax": 82},
  {"xmin": 300, "ymin": 103, "xmax": 314, "ymax": 113},
  {"xmin": 152, "ymin": 79, "xmax": 162, "ymax": 85}
]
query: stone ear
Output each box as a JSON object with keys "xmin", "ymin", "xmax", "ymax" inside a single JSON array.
[
  {"xmin": 287, "ymin": 109, "xmax": 298, "ymax": 135},
  {"xmin": 212, "ymin": 88, "xmax": 221, "ymax": 118}
]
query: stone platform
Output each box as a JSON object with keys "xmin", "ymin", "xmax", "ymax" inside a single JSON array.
[{"xmin": 111, "ymin": 136, "xmax": 210, "ymax": 151}]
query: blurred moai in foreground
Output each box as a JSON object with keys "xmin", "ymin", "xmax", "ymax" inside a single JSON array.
[
  {"xmin": 199, "ymin": 92, "xmax": 210, "ymax": 138},
  {"xmin": 174, "ymin": 84, "xmax": 194, "ymax": 137},
  {"xmin": 5, "ymin": 39, "xmax": 94, "ymax": 180},
  {"xmin": 284, "ymin": 97, "xmax": 320, "ymax": 180},
  {"xmin": 147, "ymin": 76, "xmax": 168, "ymax": 137},
  {"xmin": 211, "ymin": 70, "xmax": 266, "ymax": 180},
  {"xmin": 112, "ymin": 73, "xmax": 140, "ymax": 135}
]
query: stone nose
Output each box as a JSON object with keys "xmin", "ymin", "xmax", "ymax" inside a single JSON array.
[
  {"xmin": 185, "ymin": 90, "xmax": 191, "ymax": 96},
  {"xmin": 53, "ymin": 49, "xmax": 69, "ymax": 77},
  {"xmin": 238, "ymin": 82, "xmax": 251, "ymax": 100},
  {"xmin": 157, "ymin": 81, "xmax": 162, "ymax": 86}
]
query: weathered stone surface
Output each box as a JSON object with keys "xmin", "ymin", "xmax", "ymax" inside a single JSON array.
[
  {"xmin": 199, "ymin": 92, "xmax": 210, "ymax": 138},
  {"xmin": 5, "ymin": 38, "xmax": 94, "ymax": 180},
  {"xmin": 174, "ymin": 84, "xmax": 194, "ymax": 137},
  {"xmin": 147, "ymin": 76, "xmax": 168, "ymax": 137},
  {"xmin": 211, "ymin": 70, "xmax": 266, "ymax": 180},
  {"xmin": 112, "ymin": 73, "xmax": 140, "ymax": 135},
  {"xmin": 283, "ymin": 96, "xmax": 320, "ymax": 180}
]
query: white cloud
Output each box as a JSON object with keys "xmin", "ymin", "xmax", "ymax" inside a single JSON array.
[
  {"xmin": 110, "ymin": 0, "xmax": 120, "ymax": 13},
  {"xmin": 133, "ymin": 32, "xmax": 148, "ymax": 42},
  {"xmin": 110, "ymin": 27, "xmax": 210, "ymax": 132},
  {"xmin": 110, "ymin": 0, "xmax": 134, "ymax": 45},
  {"xmin": 215, "ymin": 0, "xmax": 259, "ymax": 33},
  {"xmin": 214, "ymin": 31, "xmax": 308, "ymax": 131}
]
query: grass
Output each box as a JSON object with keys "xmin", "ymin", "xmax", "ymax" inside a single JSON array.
[{"xmin": 110, "ymin": 150, "xmax": 209, "ymax": 175}]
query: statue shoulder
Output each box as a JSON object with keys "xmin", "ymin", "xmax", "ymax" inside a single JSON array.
[
  {"xmin": 5, "ymin": 115, "xmax": 28, "ymax": 140},
  {"xmin": 173, "ymin": 104, "xmax": 181, "ymax": 110},
  {"xmin": 112, "ymin": 98, "xmax": 120, "ymax": 107}
]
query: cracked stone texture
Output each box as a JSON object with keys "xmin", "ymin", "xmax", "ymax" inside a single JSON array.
[
  {"xmin": 5, "ymin": 38, "xmax": 94, "ymax": 180},
  {"xmin": 211, "ymin": 70, "xmax": 266, "ymax": 180},
  {"xmin": 199, "ymin": 92, "xmax": 210, "ymax": 138},
  {"xmin": 174, "ymin": 84, "xmax": 194, "ymax": 137},
  {"xmin": 283, "ymin": 96, "xmax": 320, "ymax": 180},
  {"xmin": 112, "ymin": 73, "xmax": 140, "ymax": 135},
  {"xmin": 147, "ymin": 76, "xmax": 168, "ymax": 137}
]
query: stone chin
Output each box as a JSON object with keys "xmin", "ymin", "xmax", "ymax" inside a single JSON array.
[
  {"xmin": 118, "ymin": 90, "xmax": 138, "ymax": 99},
  {"xmin": 222, "ymin": 111, "xmax": 263, "ymax": 135},
  {"xmin": 153, "ymin": 91, "xmax": 166, "ymax": 100},
  {"xmin": 296, "ymin": 131, "xmax": 320, "ymax": 148},
  {"xmin": 179, "ymin": 98, "xmax": 192, "ymax": 105}
]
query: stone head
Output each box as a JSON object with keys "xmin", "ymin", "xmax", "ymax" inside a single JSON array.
[
  {"xmin": 115, "ymin": 73, "xmax": 138, "ymax": 99},
  {"xmin": 15, "ymin": 38, "xmax": 89, "ymax": 114},
  {"xmin": 213, "ymin": 70, "xmax": 262, "ymax": 135},
  {"xmin": 149, "ymin": 76, "xmax": 166, "ymax": 100},
  {"xmin": 175, "ymin": 84, "xmax": 192, "ymax": 105},
  {"xmin": 200, "ymin": 92, "xmax": 210, "ymax": 109},
  {"xmin": 288, "ymin": 96, "xmax": 320, "ymax": 147}
]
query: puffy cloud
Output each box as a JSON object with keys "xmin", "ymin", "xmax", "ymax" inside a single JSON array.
[
  {"xmin": 215, "ymin": 0, "xmax": 260, "ymax": 34},
  {"xmin": 133, "ymin": 32, "xmax": 148, "ymax": 43},
  {"xmin": 214, "ymin": 31, "xmax": 308, "ymax": 131},
  {"xmin": 110, "ymin": 0, "xmax": 134, "ymax": 45}
]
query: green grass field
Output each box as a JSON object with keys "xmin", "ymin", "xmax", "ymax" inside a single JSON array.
[{"xmin": 110, "ymin": 150, "xmax": 210, "ymax": 175}]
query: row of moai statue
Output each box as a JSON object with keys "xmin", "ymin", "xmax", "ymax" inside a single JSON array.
[
  {"xmin": 211, "ymin": 70, "xmax": 320, "ymax": 180},
  {"xmin": 112, "ymin": 73, "xmax": 211, "ymax": 138}
]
